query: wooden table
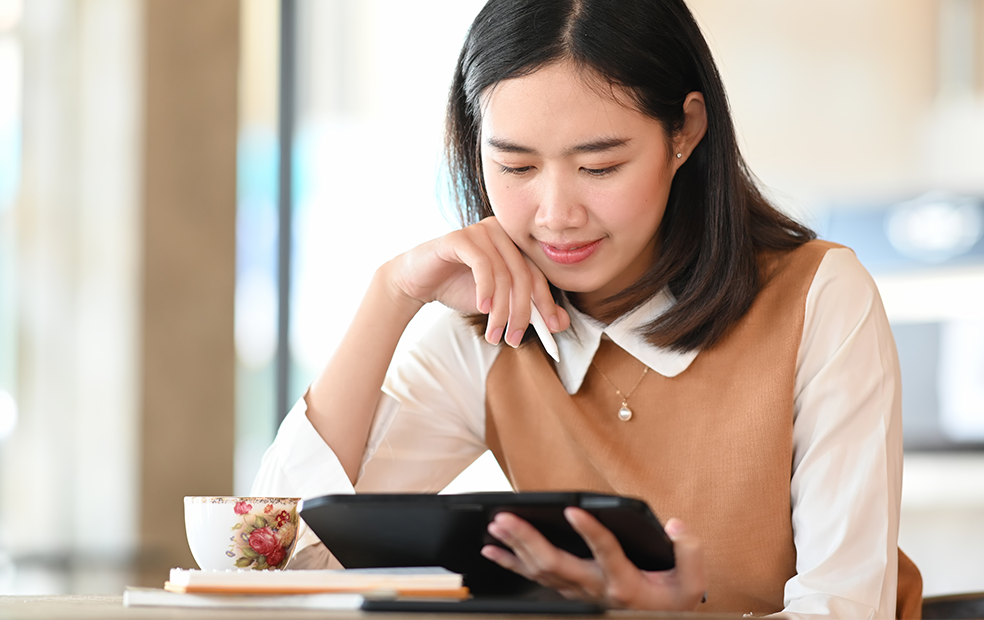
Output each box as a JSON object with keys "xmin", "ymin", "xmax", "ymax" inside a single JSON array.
[{"xmin": 0, "ymin": 596, "xmax": 751, "ymax": 619}]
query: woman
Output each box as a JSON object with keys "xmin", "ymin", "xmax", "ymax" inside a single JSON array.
[{"xmin": 252, "ymin": 0, "xmax": 922, "ymax": 616}]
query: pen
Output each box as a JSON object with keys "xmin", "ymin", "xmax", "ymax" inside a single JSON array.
[{"xmin": 529, "ymin": 300, "xmax": 560, "ymax": 362}]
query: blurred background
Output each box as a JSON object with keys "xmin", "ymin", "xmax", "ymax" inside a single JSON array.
[{"xmin": 0, "ymin": 0, "xmax": 982, "ymax": 599}]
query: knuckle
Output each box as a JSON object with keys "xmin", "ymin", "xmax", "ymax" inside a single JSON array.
[
  {"xmin": 450, "ymin": 229, "xmax": 475, "ymax": 247},
  {"xmin": 471, "ymin": 256, "xmax": 491, "ymax": 273},
  {"xmin": 471, "ymin": 219, "xmax": 490, "ymax": 234},
  {"xmin": 531, "ymin": 556, "xmax": 559, "ymax": 577},
  {"xmin": 512, "ymin": 268, "xmax": 532, "ymax": 288},
  {"xmin": 493, "ymin": 271, "xmax": 513, "ymax": 288}
]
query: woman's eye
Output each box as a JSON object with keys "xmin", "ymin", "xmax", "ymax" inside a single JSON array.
[
  {"xmin": 582, "ymin": 165, "xmax": 621, "ymax": 177},
  {"xmin": 499, "ymin": 165, "xmax": 532, "ymax": 175}
]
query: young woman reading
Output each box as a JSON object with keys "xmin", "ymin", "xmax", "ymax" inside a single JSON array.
[{"xmin": 252, "ymin": 1, "xmax": 922, "ymax": 617}]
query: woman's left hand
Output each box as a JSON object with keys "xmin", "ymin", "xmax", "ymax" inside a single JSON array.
[{"xmin": 481, "ymin": 508, "xmax": 707, "ymax": 611}]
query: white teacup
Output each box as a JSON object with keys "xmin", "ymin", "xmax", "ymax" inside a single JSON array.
[{"xmin": 184, "ymin": 496, "xmax": 301, "ymax": 570}]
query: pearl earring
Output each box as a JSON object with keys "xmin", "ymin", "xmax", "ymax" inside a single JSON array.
[{"xmin": 676, "ymin": 152, "xmax": 682, "ymax": 159}]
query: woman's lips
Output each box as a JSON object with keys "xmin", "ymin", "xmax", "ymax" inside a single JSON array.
[{"xmin": 539, "ymin": 239, "xmax": 602, "ymax": 265}]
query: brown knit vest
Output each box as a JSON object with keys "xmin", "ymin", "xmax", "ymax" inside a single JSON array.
[{"xmin": 484, "ymin": 240, "xmax": 922, "ymax": 616}]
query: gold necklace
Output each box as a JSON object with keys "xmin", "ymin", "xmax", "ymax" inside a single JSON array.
[{"xmin": 590, "ymin": 362, "xmax": 649, "ymax": 422}]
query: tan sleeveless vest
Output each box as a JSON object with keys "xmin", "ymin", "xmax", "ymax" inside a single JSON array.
[{"xmin": 485, "ymin": 240, "xmax": 922, "ymax": 616}]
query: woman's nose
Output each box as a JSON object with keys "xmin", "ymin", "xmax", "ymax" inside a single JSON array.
[{"xmin": 534, "ymin": 174, "xmax": 587, "ymax": 230}]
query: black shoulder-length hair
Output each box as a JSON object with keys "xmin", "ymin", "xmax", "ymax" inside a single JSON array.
[{"xmin": 445, "ymin": 0, "xmax": 815, "ymax": 352}]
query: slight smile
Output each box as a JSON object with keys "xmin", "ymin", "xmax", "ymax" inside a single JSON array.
[{"xmin": 539, "ymin": 239, "xmax": 602, "ymax": 265}]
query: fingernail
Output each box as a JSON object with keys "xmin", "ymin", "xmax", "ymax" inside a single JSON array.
[
  {"xmin": 507, "ymin": 329, "xmax": 524, "ymax": 347},
  {"xmin": 487, "ymin": 523, "xmax": 502, "ymax": 540},
  {"xmin": 488, "ymin": 327, "xmax": 503, "ymax": 344},
  {"xmin": 490, "ymin": 521, "xmax": 514, "ymax": 542},
  {"xmin": 479, "ymin": 298, "xmax": 492, "ymax": 314},
  {"xmin": 548, "ymin": 315, "xmax": 560, "ymax": 332},
  {"xmin": 665, "ymin": 519, "xmax": 685, "ymax": 538}
]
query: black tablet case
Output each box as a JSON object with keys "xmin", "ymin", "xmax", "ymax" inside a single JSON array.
[{"xmin": 299, "ymin": 491, "xmax": 674, "ymax": 598}]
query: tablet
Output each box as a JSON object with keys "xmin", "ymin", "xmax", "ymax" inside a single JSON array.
[
  {"xmin": 360, "ymin": 596, "xmax": 605, "ymax": 614},
  {"xmin": 299, "ymin": 491, "xmax": 674, "ymax": 596}
]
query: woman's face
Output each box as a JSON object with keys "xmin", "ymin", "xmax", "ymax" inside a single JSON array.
[{"xmin": 480, "ymin": 62, "xmax": 681, "ymax": 315}]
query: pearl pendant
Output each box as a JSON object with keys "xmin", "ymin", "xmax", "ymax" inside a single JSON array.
[{"xmin": 618, "ymin": 404, "xmax": 633, "ymax": 421}]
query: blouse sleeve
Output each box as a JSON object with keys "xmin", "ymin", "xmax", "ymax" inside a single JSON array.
[
  {"xmin": 356, "ymin": 311, "xmax": 497, "ymax": 492},
  {"xmin": 250, "ymin": 310, "xmax": 499, "ymax": 556},
  {"xmin": 781, "ymin": 247, "xmax": 903, "ymax": 620}
]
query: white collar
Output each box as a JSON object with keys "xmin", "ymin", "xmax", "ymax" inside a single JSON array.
[{"xmin": 553, "ymin": 289, "xmax": 699, "ymax": 394}]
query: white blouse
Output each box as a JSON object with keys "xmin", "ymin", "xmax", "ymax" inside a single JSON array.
[{"xmin": 252, "ymin": 247, "xmax": 904, "ymax": 620}]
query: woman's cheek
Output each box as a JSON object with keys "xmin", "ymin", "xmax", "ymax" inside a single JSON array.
[{"xmin": 489, "ymin": 186, "xmax": 533, "ymax": 232}]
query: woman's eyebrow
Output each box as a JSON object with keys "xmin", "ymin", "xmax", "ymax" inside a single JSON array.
[
  {"xmin": 563, "ymin": 137, "xmax": 631, "ymax": 156},
  {"xmin": 486, "ymin": 137, "xmax": 536, "ymax": 154},
  {"xmin": 485, "ymin": 136, "xmax": 632, "ymax": 156}
]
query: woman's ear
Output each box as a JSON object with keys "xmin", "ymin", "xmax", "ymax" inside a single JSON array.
[{"xmin": 673, "ymin": 92, "xmax": 707, "ymax": 168}]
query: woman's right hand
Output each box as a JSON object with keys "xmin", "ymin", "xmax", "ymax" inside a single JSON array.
[
  {"xmin": 306, "ymin": 217, "xmax": 570, "ymax": 484},
  {"xmin": 386, "ymin": 216, "xmax": 570, "ymax": 347}
]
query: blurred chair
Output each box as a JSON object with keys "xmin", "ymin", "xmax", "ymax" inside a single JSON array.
[{"xmin": 922, "ymin": 592, "xmax": 984, "ymax": 620}]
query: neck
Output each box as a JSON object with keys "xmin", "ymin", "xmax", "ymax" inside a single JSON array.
[{"xmin": 568, "ymin": 291, "xmax": 610, "ymax": 325}]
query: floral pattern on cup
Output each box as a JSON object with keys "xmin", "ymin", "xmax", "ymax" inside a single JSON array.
[{"xmin": 226, "ymin": 501, "xmax": 298, "ymax": 570}]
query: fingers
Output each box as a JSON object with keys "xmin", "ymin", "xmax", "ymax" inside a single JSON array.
[
  {"xmin": 663, "ymin": 518, "xmax": 707, "ymax": 608},
  {"xmin": 445, "ymin": 228, "xmax": 506, "ymax": 336},
  {"xmin": 563, "ymin": 508, "xmax": 640, "ymax": 605},
  {"xmin": 460, "ymin": 218, "xmax": 566, "ymax": 347},
  {"xmin": 479, "ymin": 543, "xmax": 524, "ymax": 573},
  {"xmin": 527, "ymin": 254, "xmax": 570, "ymax": 334},
  {"xmin": 567, "ymin": 512, "xmax": 706, "ymax": 610},
  {"xmin": 395, "ymin": 216, "xmax": 569, "ymax": 340},
  {"xmin": 484, "ymin": 512, "xmax": 602, "ymax": 594},
  {"xmin": 481, "ymin": 220, "xmax": 570, "ymax": 345},
  {"xmin": 485, "ymin": 225, "xmax": 533, "ymax": 347},
  {"xmin": 484, "ymin": 511, "xmax": 707, "ymax": 612},
  {"xmin": 436, "ymin": 224, "xmax": 523, "ymax": 345}
]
